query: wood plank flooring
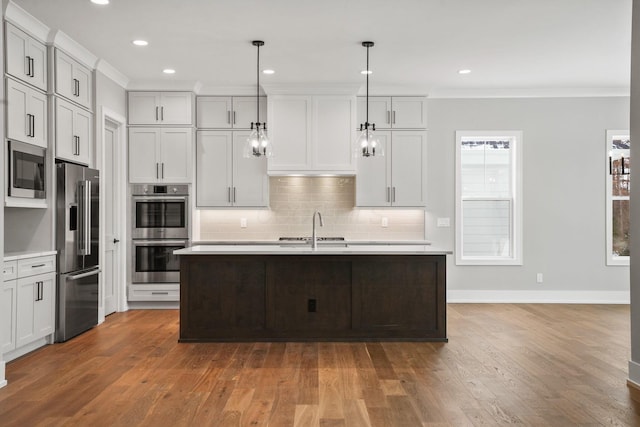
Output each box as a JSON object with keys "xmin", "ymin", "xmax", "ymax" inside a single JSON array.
[{"xmin": 1, "ymin": 304, "xmax": 639, "ymax": 426}]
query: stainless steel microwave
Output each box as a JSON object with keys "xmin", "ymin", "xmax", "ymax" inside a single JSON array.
[{"xmin": 8, "ymin": 140, "xmax": 46, "ymax": 199}]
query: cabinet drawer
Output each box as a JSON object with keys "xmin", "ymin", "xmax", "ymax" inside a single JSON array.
[
  {"xmin": 3, "ymin": 260, "xmax": 18, "ymax": 281},
  {"xmin": 17, "ymin": 255, "xmax": 56, "ymax": 278},
  {"xmin": 128, "ymin": 285, "xmax": 179, "ymax": 301}
]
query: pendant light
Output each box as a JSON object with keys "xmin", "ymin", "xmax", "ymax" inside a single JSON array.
[
  {"xmin": 356, "ymin": 41, "xmax": 383, "ymax": 157},
  {"xmin": 244, "ymin": 40, "xmax": 273, "ymax": 158}
]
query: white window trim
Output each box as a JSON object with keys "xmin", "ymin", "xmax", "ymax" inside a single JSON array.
[
  {"xmin": 605, "ymin": 129, "xmax": 630, "ymax": 266},
  {"xmin": 455, "ymin": 130, "xmax": 523, "ymax": 266}
]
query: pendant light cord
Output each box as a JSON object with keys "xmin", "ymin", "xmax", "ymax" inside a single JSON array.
[
  {"xmin": 365, "ymin": 43, "xmax": 369, "ymax": 126},
  {"xmin": 256, "ymin": 42, "xmax": 260, "ymax": 125}
]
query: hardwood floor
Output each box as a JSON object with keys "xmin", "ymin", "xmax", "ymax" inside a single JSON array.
[{"xmin": 0, "ymin": 304, "xmax": 638, "ymax": 426}]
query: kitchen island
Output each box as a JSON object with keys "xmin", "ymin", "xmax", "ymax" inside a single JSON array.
[{"xmin": 175, "ymin": 245, "xmax": 448, "ymax": 342}]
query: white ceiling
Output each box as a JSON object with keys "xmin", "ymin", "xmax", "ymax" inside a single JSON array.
[{"xmin": 10, "ymin": 0, "xmax": 633, "ymax": 96}]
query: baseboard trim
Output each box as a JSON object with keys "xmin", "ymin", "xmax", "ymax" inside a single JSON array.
[
  {"xmin": 447, "ymin": 290, "xmax": 629, "ymax": 304},
  {"xmin": 0, "ymin": 360, "xmax": 6, "ymax": 388},
  {"xmin": 629, "ymin": 360, "xmax": 640, "ymax": 388}
]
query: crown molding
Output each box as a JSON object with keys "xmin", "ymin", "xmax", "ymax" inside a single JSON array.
[
  {"xmin": 4, "ymin": 0, "xmax": 49, "ymax": 42},
  {"xmin": 429, "ymin": 86, "xmax": 631, "ymax": 99},
  {"xmin": 127, "ymin": 79, "xmax": 200, "ymax": 92},
  {"xmin": 50, "ymin": 30, "xmax": 97, "ymax": 69},
  {"xmin": 95, "ymin": 59, "xmax": 129, "ymax": 89},
  {"xmin": 261, "ymin": 83, "xmax": 360, "ymax": 96}
]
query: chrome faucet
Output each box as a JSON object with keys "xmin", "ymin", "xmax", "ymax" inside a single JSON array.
[{"xmin": 311, "ymin": 210, "xmax": 324, "ymax": 249}]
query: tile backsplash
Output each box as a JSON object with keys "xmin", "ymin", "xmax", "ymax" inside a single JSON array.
[{"xmin": 197, "ymin": 176, "xmax": 425, "ymax": 241}]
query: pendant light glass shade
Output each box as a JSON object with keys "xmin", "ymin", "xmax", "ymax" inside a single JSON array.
[
  {"xmin": 244, "ymin": 40, "xmax": 273, "ymax": 158},
  {"xmin": 356, "ymin": 126, "xmax": 383, "ymax": 157},
  {"xmin": 355, "ymin": 41, "xmax": 383, "ymax": 158}
]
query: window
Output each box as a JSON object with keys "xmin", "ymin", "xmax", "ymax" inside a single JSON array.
[
  {"xmin": 606, "ymin": 130, "xmax": 630, "ymax": 266},
  {"xmin": 456, "ymin": 131, "xmax": 523, "ymax": 265}
]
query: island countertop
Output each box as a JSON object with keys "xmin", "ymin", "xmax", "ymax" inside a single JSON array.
[{"xmin": 175, "ymin": 244, "xmax": 451, "ymax": 256}]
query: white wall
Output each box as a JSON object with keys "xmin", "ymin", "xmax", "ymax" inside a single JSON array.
[
  {"xmin": 95, "ymin": 71, "xmax": 126, "ymax": 118},
  {"xmin": 428, "ymin": 97, "xmax": 630, "ymax": 301}
]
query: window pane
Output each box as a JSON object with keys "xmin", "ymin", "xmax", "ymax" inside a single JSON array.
[
  {"xmin": 612, "ymin": 199, "xmax": 630, "ymax": 257},
  {"xmin": 461, "ymin": 138, "xmax": 511, "ymax": 198},
  {"xmin": 462, "ymin": 199, "xmax": 511, "ymax": 257},
  {"xmin": 611, "ymin": 157, "xmax": 630, "ymax": 196}
]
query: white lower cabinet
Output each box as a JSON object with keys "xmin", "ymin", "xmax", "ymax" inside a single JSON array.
[
  {"xmin": 356, "ymin": 130, "xmax": 427, "ymax": 207},
  {"xmin": 2, "ymin": 254, "xmax": 56, "ymax": 361},
  {"xmin": 196, "ymin": 130, "xmax": 268, "ymax": 207},
  {"xmin": 16, "ymin": 273, "xmax": 55, "ymax": 348},
  {"xmin": 129, "ymin": 128, "xmax": 193, "ymax": 183}
]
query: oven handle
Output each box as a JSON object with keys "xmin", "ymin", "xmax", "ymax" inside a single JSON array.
[
  {"xmin": 132, "ymin": 196, "xmax": 188, "ymax": 202},
  {"xmin": 133, "ymin": 240, "xmax": 189, "ymax": 246}
]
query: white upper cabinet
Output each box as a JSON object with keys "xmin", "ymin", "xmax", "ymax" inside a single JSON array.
[
  {"xmin": 128, "ymin": 92, "xmax": 194, "ymax": 125},
  {"xmin": 128, "ymin": 127, "xmax": 193, "ymax": 183},
  {"xmin": 357, "ymin": 96, "xmax": 426, "ymax": 129},
  {"xmin": 6, "ymin": 78, "xmax": 48, "ymax": 148},
  {"xmin": 196, "ymin": 130, "xmax": 268, "ymax": 207},
  {"xmin": 5, "ymin": 23, "xmax": 47, "ymax": 91},
  {"xmin": 196, "ymin": 96, "xmax": 266, "ymax": 129},
  {"xmin": 55, "ymin": 97, "xmax": 93, "ymax": 165},
  {"xmin": 356, "ymin": 130, "xmax": 427, "ymax": 207},
  {"xmin": 55, "ymin": 49, "xmax": 93, "ymax": 111},
  {"xmin": 267, "ymin": 95, "xmax": 356, "ymax": 174}
]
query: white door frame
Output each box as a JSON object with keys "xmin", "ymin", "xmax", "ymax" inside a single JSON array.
[{"xmin": 98, "ymin": 106, "xmax": 128, "ymax": 321}]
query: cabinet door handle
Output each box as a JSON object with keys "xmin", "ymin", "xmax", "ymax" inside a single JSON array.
[
  {"xmin": 73, "ymin": 136, "xmax": 79, "ymax": 155},
  {"xmin": 26, "ymin": 114, "xmax": 33, "ymax": 137},
  {"xmin": 227, "ymin": 187, "xmax": 231, "ymax": 203},
  {"xmin": 227, "ymin": 111, "xmax": 231, "ymax": 124},
  {"xmin": 392, "ymin": 111, "xmax": 396, "ymax": 124},
  {"xmin": 233, "ymin": 111, "xmax": 236, "ymax": 125},
  {"xmin": 31, "ymin": 263, "xmax": 46, "ymax": 268},
  {"xmin": 29, "ymin": 57, "xmax": 35, "ymax": 77},
  {"xmin": 386, "ymin": 110, "xmax": 390, "ymax": 124},
  {"xmin": 161, "ymin": 106, "xmax": 164, "ymax": 121},
  {"xmin": 161, "ymin": 163, "xmax": 164, "ymax": 179},
  {"xmin": 151, "ymin": 292, "xmax": 169, "ymax": 295},
  {"xmin": 386, "ymin": 187, "xmax": 390, "ymax": 203},
  {"xmin": 25, "ymin": 55, "xmax": 30, "ymax": 77},
  {"xmin": 40, "ymin": 281, "xmax": 43, "ymax": 301},
  {"xmin": 155, "ymin": 106, "xmax": 159, "ymax": 121},
  {"xmin": 30, "ymin": 114, "xmax": 35, "ymax": 137},
  {"xmin": 156, "ymin": 163, "xmax": 160, "ymax": 179},
  {"xmin": 233, "ymin": 187, "xmax": 236, "ymax": 203},
  {"xmin": 76, "ymin": 79, "xmax": 80, "ymax": 97},
  {"xmin": 392, "ymin": 187, "xmax": 396, "ymax": 203}
]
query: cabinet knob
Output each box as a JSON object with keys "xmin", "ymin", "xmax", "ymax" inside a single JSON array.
[{"xmin": 113, "ymin": 238, "xmax": 120, "ymax": 244}]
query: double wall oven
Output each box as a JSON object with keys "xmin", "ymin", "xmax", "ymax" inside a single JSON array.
[{"xmin": 131, "ymin": 184, "xmax": 188, "ymax": 285}]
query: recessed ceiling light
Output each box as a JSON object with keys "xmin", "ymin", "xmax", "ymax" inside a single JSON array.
[
  {"xmin": 90, "ymin": 0, "xmax": 109, "ymax": 4},
  {"xmin": 163, "ymin": 69, "xmax": 176, "ymax": 74},
  {"xmin": 132, "ymin": 40, "xmax": 148, "ymax": 46},
  {"xmin": 262, "ymin": 69, "xmax": 275, "ymax": 75},
  {"xmin": 360, "ymin": 70, "xmax": 372, "ymax": 75},
  {"xmin": 458, "ymin": 69, "xmax": 471, "ymax": 74}
]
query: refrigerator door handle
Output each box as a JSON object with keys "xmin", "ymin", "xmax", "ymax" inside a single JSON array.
[
  {"xmin": 77, "ymin": 180, "xmax": 86, "ymax": 255},
  {"xmin": 68, "ymin": 269, "xmax": 101, "ymax": 281},
  {"xmin": 83, "ymin": 180, "xmax": 92, "ymax": 256}
]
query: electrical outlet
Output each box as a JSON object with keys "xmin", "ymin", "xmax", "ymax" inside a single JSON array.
[
  {"xmin": 381, "ymin": 217, "xmax": 388, "ymax": 227},
  {"xmin": 240, "ymin": 218, "xmax": 247, "ymax": 228},
  {"xmin": 437, "ymin": 218, "xmax": 451, "ymax": 227},
  {"xmin": 536, "ymin": 273, "xmax": 543, "ymax": 283}
]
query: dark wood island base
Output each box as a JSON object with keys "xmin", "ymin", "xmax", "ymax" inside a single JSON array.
[{"xmin": 179, "ymin": 254, "xmax": 447, "ymax": 342}]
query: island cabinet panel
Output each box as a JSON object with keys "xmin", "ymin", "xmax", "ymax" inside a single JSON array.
[
  {"xmin": 266, "ymin": 258, "xmax": 352, "ymax": 333},
  {"xmin": 352, "ymin": 256, "xmax": 445, "ymax": 338},
  {"xmin": 179, "ymin": 254, "xmax": 447, "ymax": 342},
  {"xmin": 180, "ymin": 256, "xmax": 266, "ymax": 340}
]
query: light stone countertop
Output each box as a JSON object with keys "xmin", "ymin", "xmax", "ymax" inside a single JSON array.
[
  {"xmin": 175, "ymin": 244, "xmax": 450, "ymax": 256},
  {"xmin": 4, "ymin": 250, "xmax": 57, "ymax": 262},
  {"xmin": 192, "ymin": 240, "xmax": 433, "ymax": 246}
]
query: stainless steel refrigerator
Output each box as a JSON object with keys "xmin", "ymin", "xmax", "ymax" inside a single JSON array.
[{"xmin": 55, "ymin": 162, "xmax": 100, "ymax": 342}]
